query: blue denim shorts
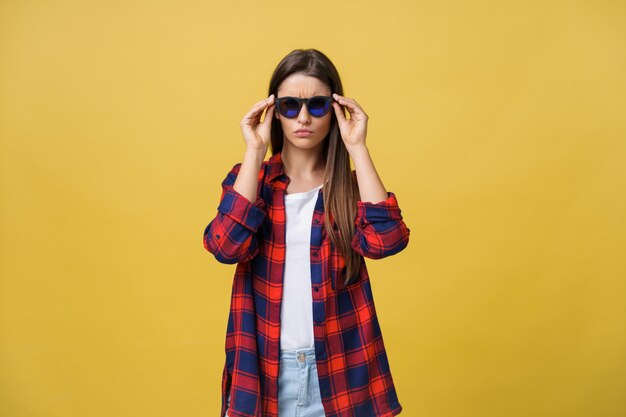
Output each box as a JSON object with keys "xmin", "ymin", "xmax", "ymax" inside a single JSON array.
[{"xmin": 226, "ymin": 347, "xmax": 326, "ymax": 417}]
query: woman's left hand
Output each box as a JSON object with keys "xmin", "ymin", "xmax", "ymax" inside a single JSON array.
[{"xmin": 332, "ymin": 93, "xmax": 368, "ymax": 151}]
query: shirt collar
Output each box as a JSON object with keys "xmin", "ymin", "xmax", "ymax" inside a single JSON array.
[{"xmin": 266, "ymin": 151, "xmax": 286, "ymax": 182}]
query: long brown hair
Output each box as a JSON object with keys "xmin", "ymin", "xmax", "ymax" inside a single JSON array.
[{"xmin": 268, "ymin": 48, "xmax": 361, "ymax": 287}]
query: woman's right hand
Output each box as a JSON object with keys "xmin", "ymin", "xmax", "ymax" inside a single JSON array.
[{"xmin": 240, "ymin": 94, "xmax": 275, "ymax": 152}]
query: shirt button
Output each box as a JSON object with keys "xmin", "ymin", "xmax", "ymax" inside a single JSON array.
[
  {"xmin": 313, "ymin": 219, "xmax": 319, "ymax": 224},
  {"xmin": 314, "ymin": 287, "xmax": 319, "ymax": 292},
  {"xmin": 216, "ymin": 234, "xmax": 221, "ymax": 239},
  {"xmin": 312, "ymin": 251, "xmax": 318, "ymax": 257}
]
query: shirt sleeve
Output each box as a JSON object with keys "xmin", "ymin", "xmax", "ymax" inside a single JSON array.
[
  {"xmin": 203, "ymin": 162, "xmax": 266, "ymax": 264},
  {"xmin": 350, "ymin": 191, "xmax": 411, "ymax": 259}
]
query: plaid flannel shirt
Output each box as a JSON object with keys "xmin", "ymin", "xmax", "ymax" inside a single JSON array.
[{"xmin": 203, "ymin": 151, "xmax": 410, "ymax": 417}]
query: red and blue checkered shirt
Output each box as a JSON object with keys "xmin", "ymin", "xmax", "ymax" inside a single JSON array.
[{"xmin": 203, "ymin": 151, "xmax": 410, "ymax": 417}]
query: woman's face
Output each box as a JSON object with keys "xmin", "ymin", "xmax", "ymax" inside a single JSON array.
[{"xmin": 275, "ymin": 73, "xmax": 333, "ymax": 151}]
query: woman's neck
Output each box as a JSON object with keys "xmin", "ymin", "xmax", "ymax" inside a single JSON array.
[{"xmin": 281, "ymin": 143, "xmax": 326, "ymax": 181}]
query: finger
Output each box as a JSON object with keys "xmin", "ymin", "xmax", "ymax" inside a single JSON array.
[
  {"xmin": 341, "ymin": 99, "xmax": 367, "ymax": 119},
  {"xmin": 341, "ymin": 101, "xmax": 357, "ymax": 115},
  {"xmin": 332, "ymin": 101, "xmax": 347, "ymax": 124},
  {"xmin": 262, "ymin": 103, "xmax": 274, "ymax": 125},
  {"xmin": 331, "ymin": 95, "xmax": 351, "ymax": 114},
  {"xmin": 333, "ymin": 94, "xmax": 360, "ymax": 114},
  {"xmin": 242, "ymin": 106, "xmax": 266, "ymax": 126},
  {"xmin": 243, "ymin": 95, "xmax": 275, "ymax": 121},
  {"xmin": 252, "ymin": 95, "xmax": 275, "ymax": 111},
  {"xmin": 333, "ymin": 93, "xmax": 356, "ymax": 104}
]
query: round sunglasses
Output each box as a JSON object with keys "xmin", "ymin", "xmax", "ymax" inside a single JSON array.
[{"xmin": 274, "ymin": 95, "xmax": 334, "ymax": 118}]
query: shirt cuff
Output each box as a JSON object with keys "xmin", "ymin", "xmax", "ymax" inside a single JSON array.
[
  {"xmin": 217, "ymin": 185, "xmax": 266, "ymax": 232},
  {"xmin": 355, "ymin": 191, "xmax": 403, "ymax": 227}
]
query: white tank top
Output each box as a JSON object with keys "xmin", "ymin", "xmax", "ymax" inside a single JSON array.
[{"xmin": 280, "ymin": 183, "xmax": 323, "ymax": 351}]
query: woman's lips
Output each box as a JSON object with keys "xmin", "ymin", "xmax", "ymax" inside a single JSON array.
[{"xmin": 295, "ymin": 131, "xmax": 313, "ymax": 137}]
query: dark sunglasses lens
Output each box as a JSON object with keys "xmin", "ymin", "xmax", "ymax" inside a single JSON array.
[
  {"xmin": 309, "ymin": 97, "xmax": 331, "ymax": 117},
  {"xmin": 279, "ymin": 98, "xmax": 300, "ymax": 118}
]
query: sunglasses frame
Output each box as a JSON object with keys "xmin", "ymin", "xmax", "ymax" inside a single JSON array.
[{"xmin": 274, "ymin": 95, "xmax": 335, "ymax": 118}]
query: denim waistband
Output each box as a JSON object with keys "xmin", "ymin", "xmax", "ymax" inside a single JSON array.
[{"xmin": 280, "ymin": 347, "xmax": 316, "ymax": 367}]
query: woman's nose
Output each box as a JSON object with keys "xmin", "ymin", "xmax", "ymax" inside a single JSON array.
[{"xmin": 297, "ymin": 104, "xmax": 311, "ymax": 123}]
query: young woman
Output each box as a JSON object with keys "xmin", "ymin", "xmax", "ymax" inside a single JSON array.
[{"xmin": 203, "ymin": 48, "xmax": 410, "ymax": 417}]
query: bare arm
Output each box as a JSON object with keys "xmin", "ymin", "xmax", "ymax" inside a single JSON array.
[
  {"xmin": 349, "ymin": 145, "xmax": 388, "ymax": 204},
  {"xmin": 233, "ymin": 148, "xmax": 266, "ymax": 203}
]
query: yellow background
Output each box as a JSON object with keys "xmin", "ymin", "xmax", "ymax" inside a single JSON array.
[{"xmin": 1, "ymin": 0, "xmax": 625, "ymax": 416}]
